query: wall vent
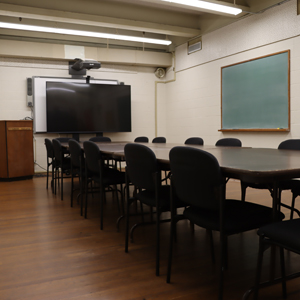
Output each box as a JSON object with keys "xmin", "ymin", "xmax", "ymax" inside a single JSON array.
[{"xmin": 188, "ymin": 37, "xmax": 202, "ymax": 55}]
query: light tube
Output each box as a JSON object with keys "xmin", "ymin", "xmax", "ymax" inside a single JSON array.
[
  {"xmin": 0, "ymin": 22, "xmax": 172, "ymax": 45},
  {"xmin": 161, "ymin": 0, "xmax": 242, "ymax": 15}
]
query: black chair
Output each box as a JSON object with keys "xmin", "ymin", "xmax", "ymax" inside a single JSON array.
[
  {"xmin": 253, "ymin": 218, "xmax": 300, "ymax": 299},
  {"xmin": 241, "ymin": 139, "xmax": 300, "ymax": 219},
  {"xmin": 215, "ymin": 138, "xmax": 242, "ymax": 147},
  {"xmin": 152, "ymin": 137, "xmax": 169, "ymax": 182},
  {"xmin": 68, "ymin": 139, "xmax": 85, "ymax": 216},
  {"xmin": 55, "ymin": 137, "xmax": 71, "ymax": 155},
  {"xmin": 44, "ymin": 138, "xmax": 55, "ymax": 191},
  {"xmin": 55, "ymin": 137, "xmax": 72, "ymax": 143},
  {"xmin": 184, "ymin": 137, "xmax": 204, "ymax": 145},
  {"xmin": 152, "ymin": 137, "xmax": 166, "ymax": 143},
  {"xmin": 124, "ymin": 143, "xmax": 185, "ymax": 276},
  {"xmin": 83, "ymin": 141, "xmax": 125, "ymax": 230},
  {"xmin": 167, "ymin": 146, "xmax": 284, "ymax": 300},
  {"xmin": 134, "ymin": 136, "xmax": 149, "ymax": 143},
  {"xmin": 89, "ymin": 136, "xmax": 111, "ymax": 142},
  {"xmin": 89, "ymin": 136, "xmax": 115, "ymax": 167},
  {"xmin": 52, "ymin": 139, "xmax": 71, "ymax": 200}
]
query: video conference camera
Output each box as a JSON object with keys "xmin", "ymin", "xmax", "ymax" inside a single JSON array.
[{"xmin": 71, "ymin": 58, "xmax": 101, "ymax": 71}]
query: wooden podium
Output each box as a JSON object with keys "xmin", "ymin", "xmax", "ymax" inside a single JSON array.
[{"xmin": 0, "ymin": 120, "xmax": 34, "ymax": 179}]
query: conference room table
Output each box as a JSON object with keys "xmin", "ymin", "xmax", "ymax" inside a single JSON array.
[{"xmin": 89, "ymin": 141, "xmax": 300, "ymax": 214}]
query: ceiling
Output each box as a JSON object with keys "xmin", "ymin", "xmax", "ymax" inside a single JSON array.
[{"xmin": 0, "ymin": 0, "xmax": 290, "ymax": 52}]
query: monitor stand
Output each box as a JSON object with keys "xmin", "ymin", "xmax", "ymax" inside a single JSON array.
[{"xmin": 72, "ymin": 133, "xmax": 80, "ymax": 141}]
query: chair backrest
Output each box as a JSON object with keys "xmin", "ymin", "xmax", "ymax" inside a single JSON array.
[
  {"xmin": 55, "ymin": 137, "xmax": 72, "ymax": 143},
  {"xmin": 83, "ymin": 141, "xmax": 104, "ymax": 174},
  {"xmin": 68, "ymin": 139, "xmax": 84, "ymax": 169},
  {"xmin": 152, "ymin": 137, "xmax": 166, "ymax": 143},
  {"xmin": 134, "ymin": 136, "xmax": 149, "ymax": 143},
  {"xmin": 124, "ymin": 143, "xmax": 159, "ymax": 191},
  {"xmin": 89, "ymin": 136, "xmax": 111, "ymax": 142},
  {"xmin": 184, "ymin": 137, "xmax": 204, "ymax": 145},
  {"xmin": 45, "ymin": 138, "xmax": 54, "ymax": 159},
  {"xmin": 169, "ymin": 146, "xmax": 223, "ymax": 210},
  {"xmin": 215, "ymin": 138, "xmax": 242, "ymax": 147},
  {"xmin": 278, "ymin": 139, "xmax": 300, "ymax": 150},
  {"xmin": 52, "ymin": 139, "xmax": 64, "ymax": 164}
]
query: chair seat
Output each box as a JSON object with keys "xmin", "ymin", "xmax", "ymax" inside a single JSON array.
[
  {"xmin": 257, "ymin": 218, "xmax": 300, "ymax": 252},
  {"xmin": 61, "ymin": 157, "xmax": 71, "ymax": 169},
  {"xmin": 90, "ymin": 167, "xmax": 125, "ymax": 185},
  {"xmin": 103, "ymin": 167, "xmax": 126, "ymax": 185},
  {"xmin": 184, "ymin": 199, "xmax": 285, "ymax": 235},
  {"xmin": 137, "ymin": 185, "xmax": 185, "ymax": 211}
]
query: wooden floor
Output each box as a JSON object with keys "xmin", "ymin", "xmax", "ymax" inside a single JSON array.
[{"xmin": 0, "ymin": 176, "xmax": 300, "ymax": 300}]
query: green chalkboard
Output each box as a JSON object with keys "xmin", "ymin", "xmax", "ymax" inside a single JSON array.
[{"xmin": 221, "ymin": 50, "xmax": 290, "ymax": 132}]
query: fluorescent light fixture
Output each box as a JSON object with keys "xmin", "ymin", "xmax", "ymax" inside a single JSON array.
[
  {"xmin": 0, "ymin": 22, "xmax": 172, "ymax": 45},
  {"xmin": 161, "ymin": 0, "xmax": 242, "ymax": 15}
]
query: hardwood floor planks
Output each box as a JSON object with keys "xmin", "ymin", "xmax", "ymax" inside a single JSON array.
[{"xmin": 0, "ymin": 177, "xmax": 299, "ymax": 299}]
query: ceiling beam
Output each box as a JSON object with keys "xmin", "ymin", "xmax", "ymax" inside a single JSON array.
[{"xmin": 0, "ymin": 3, "xmax": 201, "ymax": 38}]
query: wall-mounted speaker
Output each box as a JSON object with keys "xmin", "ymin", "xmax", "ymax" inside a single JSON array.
[
  {"xmin": 26, "ymin": 77, "xmax": 33, "ymax": 107},
  {"xmin": 155, "ymin": 67, "xmax": 166, "ymax": 79}
]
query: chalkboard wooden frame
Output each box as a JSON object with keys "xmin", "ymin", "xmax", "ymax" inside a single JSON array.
[{"xmin": 220, "ymin": 50, "xmax": 290, "ymax": 132}]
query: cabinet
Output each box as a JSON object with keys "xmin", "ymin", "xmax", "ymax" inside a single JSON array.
[{"xmin": 0, "ymin": 120, "xmax": 34, "ymax": 179}]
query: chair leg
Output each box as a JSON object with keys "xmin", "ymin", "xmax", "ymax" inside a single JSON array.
[
  {"xmin": 156, "ymin": 209, "xmax": 161, "ymax": 276},
  {"xmin": 280, "ymin": 193, "xmax": 300, "ymax": 220},
  {"xmin": 279, "ymin": 247, "xmax": 287, "ymax": 298},
  {"xmin": 120, "ymin": 184, "xmax": 125, "ymax": 215},
  {"xmin": 84, "ymin": 178, "xmax": 89, "ymax": 219},
  {"xmin": 125, "ymin": 187, "xmax": 131, "ymax": 253},
  {"xmin": 166, "ymin": 206, "xmax": 177, "ymax": 283},
  {"xmin": 290, "ymin": 193, "xmax": 297, "ymax": 220},
  {"xmin": 70, "ymin": 172, "xmax": 74, "ymax": 207},
  {"xmin": 54, "ymin": 168, "xmax": 57, "ymax": 195},
  {"xmin": 100, "ymin": 187, "xmax": 105, "ymax": 230},
  {"xmin": 46, "ymin": 163, "xmax": 49, "ymax": 189},
  {"xmin": 80, "ymin": 175, "xmax": 84, "ymax": 217},
  {"xmin": 140, "ymin": 201, "xmax": 145, "ymax": 223},
  {"xmin": 218, "ymin": 234, "xmax": 226, "ymax": 300},
  {"xmin": 208, "ymin": 229, "xmax": 215, "ymax": 264},
  {"xmin": 253, "ymin": 236, "xmax": 266, "ymax": 300},
  {"xmin": 51, "ymin": 164, "xmax": 55, "ymax": 193},
  {"xmin": 61, "ymin": 169, "xmax": 64, "ymax": 201},
  {"xmin": 241, "ymin": 182, "xmax": 247, "ymax": 202}
]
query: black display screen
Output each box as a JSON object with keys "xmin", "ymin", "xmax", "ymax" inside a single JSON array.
[{"xmin": 46, "ymin": 82, "xmax": 131, "ymax": 133}]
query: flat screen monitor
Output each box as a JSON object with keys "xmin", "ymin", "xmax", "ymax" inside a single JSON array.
[{"xmin": 46, "ymin": 82, "xmax": 131, "ymax": 133}]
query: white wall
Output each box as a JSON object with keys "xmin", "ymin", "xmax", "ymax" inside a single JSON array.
[
  {"xmin": 0, "ymin": 57, "xmax": 159, "ymax": 173},
  {"xmin": 165, "ymin": 0, "xmax": 300, "ymax": 147},
  {"xmin": 1, "ymin": 0, "xmax": 300, "ymax": 174}
]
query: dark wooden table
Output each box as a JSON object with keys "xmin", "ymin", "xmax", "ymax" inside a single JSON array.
[
  {"xmin": 93, "ymin": 142, "xmax": 300, "ymax": 213},
  {"xmin": 96, "ymin": 142, "xmax": 300, "ymax": 181},
  {"xmin": 64, "ymin": 141, "xmax": 300, "ymax": 213}
]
